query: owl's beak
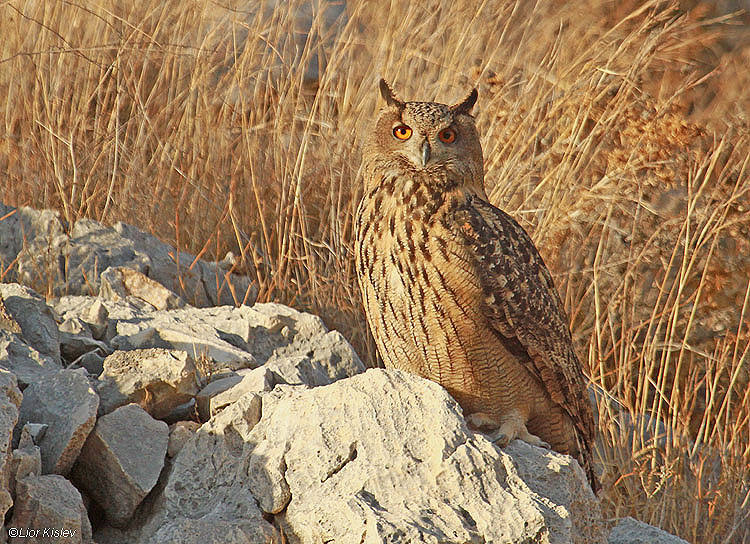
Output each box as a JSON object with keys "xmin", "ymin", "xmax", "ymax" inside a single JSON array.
[{"xmin": 421, "ymin": 139, "xmax": 431, "ymax": 167}]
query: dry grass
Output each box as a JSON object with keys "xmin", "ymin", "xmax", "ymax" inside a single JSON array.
[{"xmin": 1, "ymin": 0, "xmax": 749, "ymax": 541}]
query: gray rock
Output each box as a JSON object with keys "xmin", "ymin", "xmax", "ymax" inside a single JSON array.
[
  {"xmin": 52, "ymin": 294, "xmax": 149, "ymax": 323},
  {"xmin": 109, "ymin": 307, "xmax": 259, "ymax": 368},
  {"xmin": 60, "ymin": 331, "xmax": 111, "ymax": 367},
  {"xmin": 98, "ymin": 514, "xmax": 281, "ymax": 544},
  {"xmin": 99, "ymin": 266, "xmax": 186, "ymax": 310},
  {"xmin": 0, "ymin": 202, "xmax": 65, "ymax": 284},
  {"xmin": 52, "ymin": 295, "xmax": 152, "ymax": 346},
  {"xmin": 239, "ymin": 303, "xmax": 365, "ymax": 384},
  {"xmin": 58, "ymin": 315, "xmax": 111, "ymax": 368},
  {"xmin": 608, "ymin": 517, "xmax": 690, "ymax": 544},
  {"xmin": 58, "ymin": 317, "xmax": 92, "ymax": 336},
  {"xmin": 96, "ymin": 348, "xmax": 198, "ymax": 419},
  {"xmin": 71, "ymin": 403, "xmax": 169, "ymax": 527},
  {"xmin": 0, "ymin": 369, "xmax": 22, "ymax": 521},
  {"xmin": 0, "ymin": 296, "xmax": 21, "ymax": 334},
  {"xmin": 197, "ymin": 366, "xmax": 274, "ymax": 420},
  {"xmin": 16, "ymin": 213, "xmax": 257, "ymax": 307},
  {"xmin": 0, "ymin": 329, "xmax": 60, "ymax": 388},
  {"xmin": 9, "ymin": 442, "xmax": 42, "ymax": 495},
  {"xmin": 195, "ymin": 373, "xmax": 242, "ymax": 420},
  {"xmin": 18, "ymin": 215, "xmax": 151, "ymax": 297},
  {"xmin": 114, "ymin": 393, "xmax": 270, "ymax": 543},
  {"xmin": 9, "ymin": 207, "xmax": 257, "ymax": 307},
  {"xmin": 72, "ymin": 350, "xmax": 106, "ymax": 376},
  {"xmin": 266, "ymin": 329, "xmax": 364, "ymax": 387},
  {"xmin": 167, "ymin": 421, "xmax": 201, "ymax": 458},
  {"xmin": 0, "ymin": 283, "xmax": 61, "ymax": 364},
  {"xmin": 162, "ymin": 399, "xmax": 197, "ymax": 425},
  {"xmin": 17, "ymin": 369, "xmax": 99, "ymax": 475},
  {"xmin": 111, "ymin": 221, "xmax": 257, "ymax": 308},
  {"xmin": 106, "ymin": 302, "xmax": 366, "ymax": 381},
  {"xmin": 50, "ymin": 300, "xmax": 365, "ymax": 389},
  {"xmin": 146, "ymin": 516, "xmax": 280, "ymax": 544},
  {"xmin": 9, "ymin": 474, "xmax": 92, "ymax": 543},
  {"xmin": 142, "ymin": 369, "xmax": 605, "ymax": 544},
  {"xmin": 86, "ymin": 298, "xmax": 109, "ymax": 339},
  {"xmin": 20, "ymin": 423, "xmax": 48, "ymax": 446}
]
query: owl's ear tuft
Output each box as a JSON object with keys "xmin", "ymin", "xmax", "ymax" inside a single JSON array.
[
  {"xmin": 451, "ymin": 88, "xmax": 478, "ymax": 115},
  {"xmin": 379, "ymin": 79, "xmax": 405, "ymax": 110}
]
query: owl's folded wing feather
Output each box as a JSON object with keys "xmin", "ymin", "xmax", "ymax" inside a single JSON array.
[{"xmin": 452, "ymin": 195, "xmax": 596, "ymax": 449}]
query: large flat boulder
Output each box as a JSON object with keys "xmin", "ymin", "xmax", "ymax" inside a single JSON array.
[{"xmin": 135, "ymin": 369, "xmax": 605, "ymax": 544}]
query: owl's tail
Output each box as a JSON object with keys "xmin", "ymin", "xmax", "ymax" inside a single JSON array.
[{"xmin": 577, "ymin": 436, "xmax": 602, "ymax": 496}]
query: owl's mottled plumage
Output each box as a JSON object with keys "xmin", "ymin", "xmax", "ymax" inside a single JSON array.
[{"xmin": 354, "ymin": 80, "xmax": 599, "ymax": 493}]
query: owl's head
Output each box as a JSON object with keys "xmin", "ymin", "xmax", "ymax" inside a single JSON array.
[{"xmin": 364, "ymin": 79, "xmax": 484, "ymax": 192}]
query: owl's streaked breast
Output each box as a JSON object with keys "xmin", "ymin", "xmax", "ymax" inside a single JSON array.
[{"xmin": 355, "ymin": 171, "xmax": 498, "ymax": 408}]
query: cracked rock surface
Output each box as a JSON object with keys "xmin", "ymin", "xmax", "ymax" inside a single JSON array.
[{"xmin": 125, "ymin": 369, "xmax": 605, "ymax": 544}]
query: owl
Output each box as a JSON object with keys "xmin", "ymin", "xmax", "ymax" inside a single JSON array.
[{"xmin": 354, "ymin": 79, "xmax": 599, "ymax": 493}]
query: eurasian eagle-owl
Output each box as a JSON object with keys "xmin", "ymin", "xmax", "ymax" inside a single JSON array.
[{"xmin": 354, "ymin": 79, "xmax": 599, "ymax": 492}]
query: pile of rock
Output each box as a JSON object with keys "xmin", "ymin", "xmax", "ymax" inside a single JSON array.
[
  {"xmin": 1, "ymin": 282, "xmax": 366, "ymax": 543},
  {"xmin": 0, "ymin": 202, "xmax": 689, "ymax": 543},
  {"xmin": 0, "ymin": 202, "xmax": 256, "ymax": 308}
]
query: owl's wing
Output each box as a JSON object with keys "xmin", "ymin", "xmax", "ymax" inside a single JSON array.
[{"xmin": 451, "ymin": 194, "xmax": 596, "ymax": 450}]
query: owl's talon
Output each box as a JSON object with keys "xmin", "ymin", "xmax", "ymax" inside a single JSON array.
[
  {"xmin": 468, "ymin": 411, "xmax": 550, "ymax": 450},
  {"xmin": 489, "ymin": 431, "xmax": 510, "ymax": 448},
  {"xmin": 520, "ymin": 431, "xmax": 550, "ymax": 450}
]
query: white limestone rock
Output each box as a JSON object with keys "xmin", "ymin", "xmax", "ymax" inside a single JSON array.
[
  {"xmin": 139, "ymin": 369, "xmax": 605, "ymax": 544},
  {"xmin": 108, "ymin": 306, "xmax": 260, "ymax": 368},
  {"xmin": 99, "ymin": 266, "xmax": 186, "ymax": 311},
  {"xmin": 51, "ymin": 295, "xmax": 150, "ymax": 344},
  {"xmin": 196, "ymin": 366, "xmax": 274, "ymax": 420},
  {"xmin": 96, "ymin": 348, "xmax": 198, "ymax": 419},
  {"xmin": 106, "ymin": 303, "xmax": 366, "ymax": 382},
  {"xmin": 167, "ymin": 421, "xmax": 201, "ymax": 458}
]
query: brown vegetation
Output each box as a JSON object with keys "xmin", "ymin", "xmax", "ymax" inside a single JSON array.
[{"xmin": 1, "ymin": 0, "xmax": 748, "ymax": 542}]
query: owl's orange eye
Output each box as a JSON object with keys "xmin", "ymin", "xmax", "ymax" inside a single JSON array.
[
  {"xmin": 393, "ymin": 125, "xmax": 412, "ymax": 140},
  {"xmin": 438, "ymin": 128, "xmax": 457, "ymax": 143}
]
